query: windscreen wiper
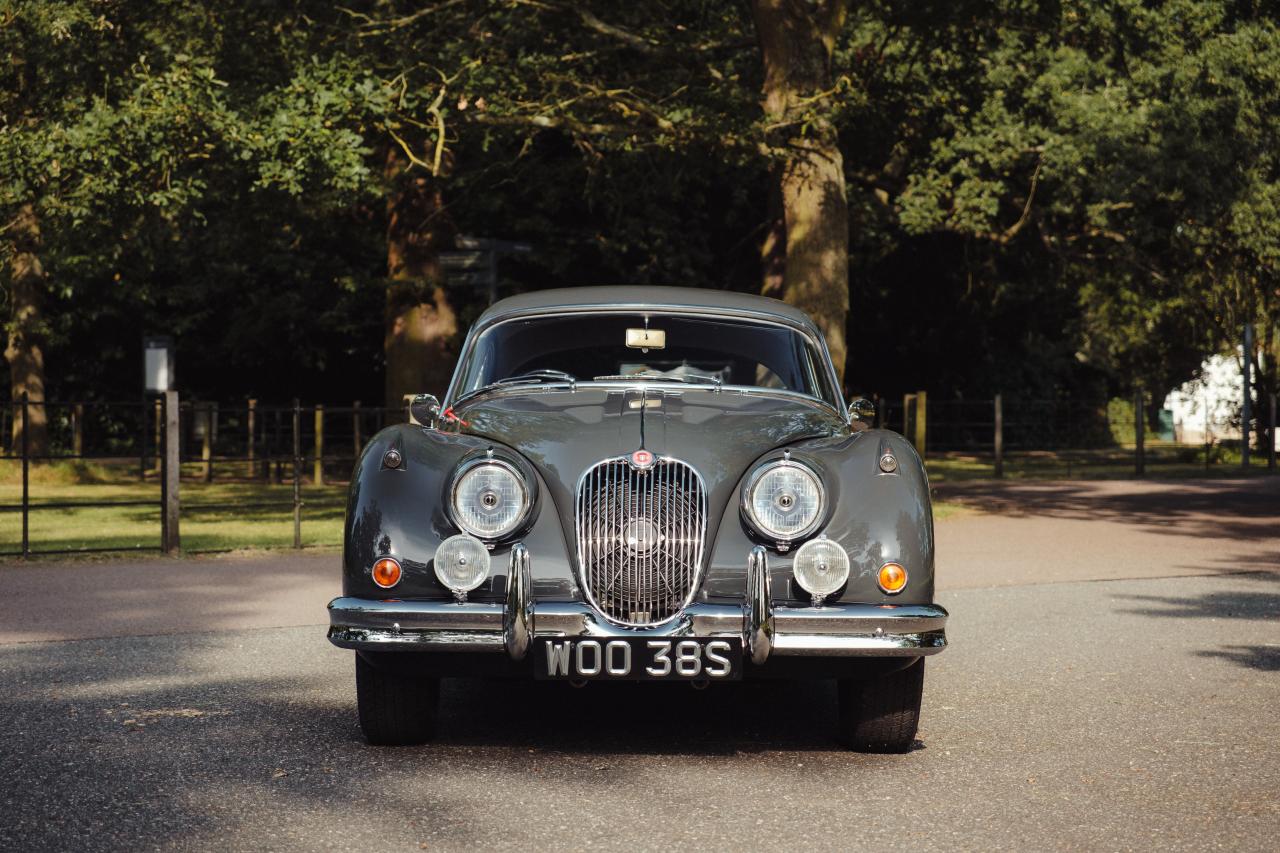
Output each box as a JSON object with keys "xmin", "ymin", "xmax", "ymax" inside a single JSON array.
[
  {"xmin": 494, "ymin": 369, "xmax": 578, "ymax": 386},
  {"xmin": 592, "ymin": 372, "xmax": 697, "ymax": 383}
]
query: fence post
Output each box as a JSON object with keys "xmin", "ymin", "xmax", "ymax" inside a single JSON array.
[
  {"xmin": 247, "ymin": 398, "xmax": 256, "ymax": 479},
  {"xmin": 153, "ymin": 399, "xmax": 163, "ymax": 475},
  {"xmin": 21, "ymin": 393, "xmax": 29, "ymax": 559},
  {"xmin": 313, "ymin": 405, "xmax": 325, "ymax": 486},
  {"xmin": 271, "ymin": 409, "xmax": 282, "ymax": 484},
  {"xmin": 993, "ymin": 394, "xmax": 1004, "ymax": 478},
  {"xmin": 72, "ymin": 403, "xmax": 84, "ymax": 458},
  {"xmin": 901, "ymin": 393, "xmax": 913, "ymax": 436},
  {"xmin": 161, "ymin": 390, "xmax": 181, "ymax": 555},
  {"xmin": 138, "ymin": 396, "xmax": 147, "ymax": 481},
  {"xmin": 201, "ymin": 403, "xmax": 214, "ymax": 483},
  {"xmin": 914, "ymin": 390, "xmax": 928, "ymax": 458},
  {"xmin": 292, "ymin": 400, "xmax": 302, "ymax": 549},
  {"xmin": 353, "ymin": 401, "xmax": 363, "ymax": 460},
  {"xmin": 1269, "ymin": 392, "xmax": 1276, "ymax": 472},
  {"xmin": 1134, "ymin": 387, "xmax": 1145, "ymax": 477},
  {"xmin": 210, "ymin": 403, "xmax": 219, "ymax": 480}
]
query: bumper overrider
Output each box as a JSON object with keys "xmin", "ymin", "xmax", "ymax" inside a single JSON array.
[{"xmin": 328, "ymin": 545, "xmax": 948, "ymax": 663}]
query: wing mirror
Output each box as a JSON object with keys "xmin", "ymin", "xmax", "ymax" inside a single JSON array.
[
  {"xmin": 848, "ymin": 397, "xmax": 876, "ymax": 429},
  {"xmin": 409, "ymin": 394, "xmax": 441, "ymax": 428}
]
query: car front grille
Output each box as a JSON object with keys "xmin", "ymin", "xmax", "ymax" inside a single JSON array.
[{"xmin": 575, "ymin": 456, "xmax": 707, "ymax": 626}]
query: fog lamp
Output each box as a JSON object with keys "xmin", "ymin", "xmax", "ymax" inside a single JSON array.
[
  {"xmin": 371, "ymin": 557, "xmax": 402, "ymax": 589},
  {"xmin": 878, "ymin": 562, "xmax": 908, "ymax": 595},
  {"xmin": 434, "ymin": 534, "xmax": 491, "ymax": 598},
  {"xmin": 792, "ymin": 537, "xmax": 850, "ymax": 603}
]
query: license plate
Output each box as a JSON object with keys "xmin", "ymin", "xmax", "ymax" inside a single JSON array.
[{"xmin": 534, "ymin": 637, "xmax": 743, "ymax": 681}]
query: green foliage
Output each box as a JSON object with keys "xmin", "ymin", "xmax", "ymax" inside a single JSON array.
[
  {"xmin": 4, "ymin": 0, "xmax": 1278, "ymax": 407},
  {"xmin": 832, "ymin": 1, "xmax": 1279, "ymax": 393}
]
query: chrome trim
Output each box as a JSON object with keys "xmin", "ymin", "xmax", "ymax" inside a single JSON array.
[
  {"xmin": 771, "ymin": 603, "xmax": 946, "ymax": 635},
  {"xmin": 746, "ymin": 545, "xmax": 773, "ymax": 665},
  {"xmin": 533, "ymin": 601, "xmax": 746, "ymax": 639},
  {"xmin": 327, "ymin": 549, "xmax": 948, "ymax": 659},
  {"xmin": 328, "ymin": 598, "xmax": 507, "ymax": 652},
  {"xmin": 409, "ymin": 393, "xmax": 441, "ymax": 428},
  {"xmin": 504, "ymin": 543, "xmax": 533, "ymax": 660},
  {"xmin": 327, "ymin": 597, "xmax": 947, "ymax": 657},
  {"xmin": 329, "ymin": 602, "xmax": 947, "ymax": 657},
  {"xmin": 770, "ymin": 632, "xmax": 945, "ymax": 656},
  {"xmin": 446, "ymin": 456, "xmax": 533, "ymax": 542},
  {"xmin": 574, "ymin": 454, "xmax": 708, "ymax": 627},
  {"xmin": 848, "ymin": 396, "xmax": 876, "ymax": 425},
  {"xmin": 740, "ymin": 458, "xmax": 827, "ymax": 548}
]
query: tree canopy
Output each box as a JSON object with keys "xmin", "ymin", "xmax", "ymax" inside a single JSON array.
[{"xmin": 2, "ymin": 1, "xmax": 1276, "ymax": 435}]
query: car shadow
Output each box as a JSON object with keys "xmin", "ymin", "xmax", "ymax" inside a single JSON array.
[{"xmin": 434, "ymin": 676, "xmax": 844, "ymax": 754}]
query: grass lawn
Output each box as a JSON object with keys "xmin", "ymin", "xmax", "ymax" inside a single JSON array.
[
  {"xmin": 2, "ymin": 448, "xmax": 1267, "ymax": 558},
  {"xmin": 0, "ymin": 479, "xmax": 346, "ymax": 555},
  {"xmin": 924, "ymin": 446, "xmax": 1276, "ymax": 482}
]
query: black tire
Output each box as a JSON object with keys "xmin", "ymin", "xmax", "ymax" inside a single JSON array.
[
  {"xmin": 837, "ymin": 658, "xmax": 925, "ymax": 753},
  {"xmin": 355, "ymin": 654, "xmax": 440, "ymax": 746}
]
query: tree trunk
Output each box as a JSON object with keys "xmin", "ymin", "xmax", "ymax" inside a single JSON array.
[
  {"xmin": 752, "ymin": 0, "xmax": 851, "ymax": 386},
  {"xmin": 4, "ymin": 203, "xmax": 49, "ymax": 455},
  {"xmin": 383, "ymin": 151, "xmax": 458, "ymax": 411},
  {"xmin": 760, "ymin": 174, "xmax": 787, "ymax": 301}
]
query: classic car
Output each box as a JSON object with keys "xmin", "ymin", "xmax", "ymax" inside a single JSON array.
[{"xmin": 328, "ymin": 286, "xmax": 948, "ymax": 752}]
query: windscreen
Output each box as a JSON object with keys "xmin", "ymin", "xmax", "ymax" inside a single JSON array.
[{"xmin": 455, "ymin": 313, "xmax": 838, "ymax": 405}]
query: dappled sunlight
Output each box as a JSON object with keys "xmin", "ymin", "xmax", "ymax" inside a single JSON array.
[
  {"xmin": 1117, "ymin": 571, "xmax": 1280, "ymax": 621},
  {"xmin": 935, "ymin": 478, "xmax": 1280, "ymax": 546},
  {"xmin": 0, "ymin": 478, "xmax": 347, "ymax": 554},
  {"xmin": 0, "ymin": 553, "xmax": 338, "ymax": 644}
]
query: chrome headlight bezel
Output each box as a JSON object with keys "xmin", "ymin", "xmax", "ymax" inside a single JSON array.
[
  {"xmin": 447, "ymin": 457, "xmax": 533, "ymax": 541},
  {"xmin": 740, "ymin": 458, "xmax": 826, "ymax": 547}
]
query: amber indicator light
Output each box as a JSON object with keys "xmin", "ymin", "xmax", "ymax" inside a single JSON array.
[
  {"xmin": 372, "ymin": 557, "xmax": 402, "ymax": 589},
  {"xmin": 878, "ymin": 562, "xmax": 907, "ymax": 594}
]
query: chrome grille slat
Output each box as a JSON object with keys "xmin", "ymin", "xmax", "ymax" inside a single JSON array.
[{"xmin": 575, "ymin": 456, "xmax": 707, "ymax": 626}]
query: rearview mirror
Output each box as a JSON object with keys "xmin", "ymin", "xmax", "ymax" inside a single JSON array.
[
  {"xmin": 848, "ymin": 397, "xmax": 876, "ymax": 429},
  {"xmin": 410, "ymin": 394, "xmax": 441, "ymax": 428}
]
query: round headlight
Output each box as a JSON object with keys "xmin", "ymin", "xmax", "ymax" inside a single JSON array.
[
  {"xmin": 434, "ymin": 534, "xmax": 491, "ymax": 594},
  {"xmin": 793, "ymin": 537, "xmax": 850, "ymax": 599},
  {"xmin": 743, "ymin": 460, "xmax": 824, "ymax": 542},
  {"xmin": 450, "ymin": 459, "xmax": 530, "ymax": 539}
]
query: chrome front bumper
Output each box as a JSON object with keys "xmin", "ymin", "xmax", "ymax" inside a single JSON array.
[{"xmin": 328, "ymin": 544, "xmax": 948, "ymax": 662}]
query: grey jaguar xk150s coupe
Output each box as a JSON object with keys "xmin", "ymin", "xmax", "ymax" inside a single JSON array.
[{"xmin": 328, "ymin": 286, "xmax": 948, "ymax": 752}]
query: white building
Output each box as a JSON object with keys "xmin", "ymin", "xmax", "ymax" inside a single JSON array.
[{"xmin": 1163, "ymin": 347, "xmax": 1274, "ymax": 446}]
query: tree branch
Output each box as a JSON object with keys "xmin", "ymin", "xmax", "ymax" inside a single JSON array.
[{"xmin": 341, "ymin": 0, "xmax": 469, "ymax": 37}]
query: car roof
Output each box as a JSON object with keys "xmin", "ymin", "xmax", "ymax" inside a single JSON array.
[{"xmin": 476, "ymin": 286, "xmax": 820, "ymax": 334}]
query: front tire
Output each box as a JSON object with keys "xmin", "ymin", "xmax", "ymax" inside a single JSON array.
[
  {"xmin": 837, "ymin": 658, "xmax": 925, "ymax": 753},
  {"xmin": 356, "ymin": 654, "xmax": 439, "ymax": 745}
]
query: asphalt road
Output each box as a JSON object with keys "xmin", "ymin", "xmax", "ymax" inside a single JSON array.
[{"xmin": 1, "ymin": 478, "xmax": 1277, "ymax": 851}]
